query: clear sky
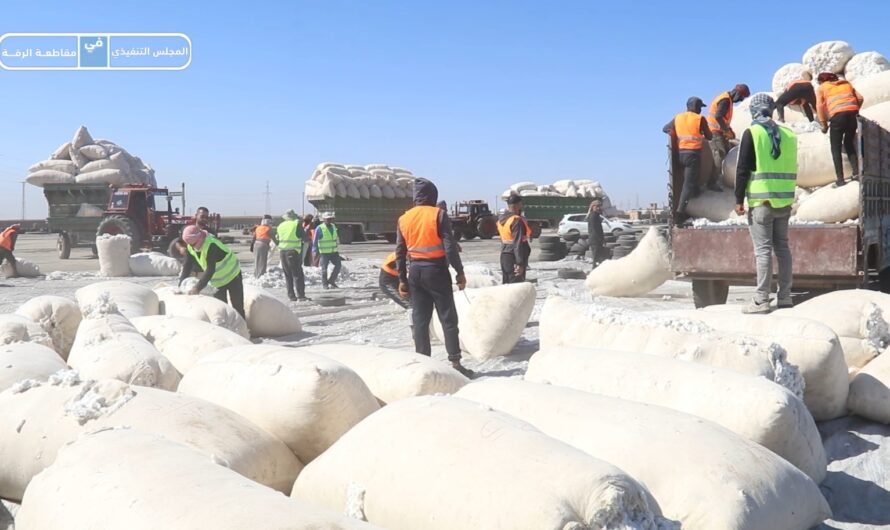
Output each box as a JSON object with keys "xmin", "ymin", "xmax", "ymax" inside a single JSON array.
[{"xmin": 1, "ymin": 0, "xmax": 887, "ymax": 218}]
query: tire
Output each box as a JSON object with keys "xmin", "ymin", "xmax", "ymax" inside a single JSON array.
[
  {"xmin": 692, "ymin": 280, "xmax": 729, "ymax": 309},
  {"xmin": 563, "ymin": 232, "xmax": 580, "ymax": 243},
  {"xmin": 558, "ymin": 268, "xmax": 587, "ymax": 280},
  {"xmin": 477, "ymin": 217, "xmax": 496, "ymax": 239},
  {"xmin": 538, "ymin": 241, "xmax": 563, "ymax": 251},
  {"xmin": 339, "ymin": 226, "xmax": 354, "ymax": 245},
  {"xmin": 453, "ymin": 226, "xmax": 463, "ymax": 241},
  {"xmin": 570, "ymin": 243, "xmax": 586, "ymax": 253},
  {"xmin": 529, "ymin": 222, "xmax": 542, "ymax": 239},
  {"xmin": 97, "ymin": 215, "xmax": 142, "ymax": 254},
  {"xmin": 57, "ymin": 232, "xmax": 71, "ymax": 260},
  {"xmin": 537, "ymin": 250, "xmax": 561, "ymax": 262},
  {"xmin": 538, "ymin": 235, "xmax": 561, "ymax": 244},
  {"xmin": 612, "ymin": 228, "xmax": 623, "ymax": 235}
]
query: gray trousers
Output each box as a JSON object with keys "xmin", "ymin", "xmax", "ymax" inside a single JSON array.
[
  {"xmin": 320, "ymin": 252, "xmax": 342, "ymax": 286},
  {"xmin": 253, "ymin": 240, "xmax": 270, "ymax": 278},
  {"xmin": 748, "ymin": 205, "xmax": 792, "ymax": 303}
]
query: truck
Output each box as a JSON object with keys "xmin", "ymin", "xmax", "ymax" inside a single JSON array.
[
  {"xmin": 668, "ymin": 116, "xmax": 890, "ymax": 308},
  {"xmin": 308, "ymin": 196, "xmax": 413, "ymax": 244},
  {"xmin": 518, "ymin": 195, "xmax": 620, "ymax": 238}
]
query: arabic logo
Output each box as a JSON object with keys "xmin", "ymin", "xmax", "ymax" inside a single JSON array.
[{"xmin": 83, "ymin": 37, "xmax": 103, "ymax": 53}]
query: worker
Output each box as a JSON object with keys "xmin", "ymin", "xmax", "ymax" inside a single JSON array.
[
  {"xmin": 707, "ymin": 84, "xmax": 751, "ymax": 190},
  {"xmin": 497, "ymin": 194, "xmax": 531, "ymax": 283},
  {"xmin": 313, "ymin": 212, "xmax": 342, "ymax": 289},
  {"xmin": 178, "ymin": 225, "xmax": 245, "ymax": 318},
  {"xmin": 278, "ymin": 209, "xmax": 309, "ymax": 301},
  {"xmin": 816, "ymin": 72, "xmax": 864, "ymax": 186},
  {"xmin": 776, "ymin": 73, "xmax": 816, "ymax": 123},
  {"xmin": 250, "ymin": 215, "xmax": 275, "ymax": 279},
  {"xmin": 194, "ymin": 206, "xmax": 217, "ymax": 235},
  {"xmin": 0, "ymin": 224, "xmax": 21, "ymax": 278},
  {"xmin": 733, "ymin": 93, "xmax": 798, "ymax": 313},
  {"xmin": 663, "ymin": 96, "xmax": 713, "ymax": 215},
  {"xmin": 396, "ymin": 178, "xmax": 472, "ymax": 377},
  {"xmin": 586, "ymin": 198, "xmax": 608, "ymax": 267},
  {"xmin": 301, "ymin": 214, "xmax": 316, "ymax": 267},
  {"xmin": 380, "ymin": 251, "xmax": 410, "ymax": 309}
]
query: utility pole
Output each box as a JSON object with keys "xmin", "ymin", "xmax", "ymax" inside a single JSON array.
[{"xmin": 264, "ymin": 181, "xmax": 272, "ymax": 215}]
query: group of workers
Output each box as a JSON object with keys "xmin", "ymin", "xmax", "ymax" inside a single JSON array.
[{"xmin": 666, "ymin": 71, "xmax": 864, "ymax": 312}]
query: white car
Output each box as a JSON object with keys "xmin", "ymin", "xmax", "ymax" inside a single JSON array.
[{"xmin": 556, "ymin": 213, "xmax": 633, "ymax": 236}]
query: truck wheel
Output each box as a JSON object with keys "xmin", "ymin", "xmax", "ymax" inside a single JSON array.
[
  {"xmin": 692, "ymin": 279, "xmax": 729, "ymax": 309},
  {"xmin": 57, "ymin": 232, "xmax": 71, "ymax": 260},
  {"xmin": 90, "ymin": 245, "xmax": 98, "ymax": 258},
  {"xmin": 477, "ymin": 218, "xmax": 496, "ymax": 239},
  {"xmin": 97, "ymin": 215, "xmax": 142, "ymax": 254}
]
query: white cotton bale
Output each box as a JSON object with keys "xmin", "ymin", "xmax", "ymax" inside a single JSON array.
[
  {"xmin": 862, "ymin": 100, "xmax": 890, "ymax": 129},
  {"xmin": 131, "ymin": 315, "xmax": 251, "ymax": 374},
  {"xmin": 0, "ymin": 343, "xmax": 66, "ymax": 392},
  {"xmin": 365, "ymin": 163, "xmax": 389, "ymax": 170},
  {"xmin": 67, "ymin": 299, "xmax": 180, "ymax": 390},
  {"xmin": 660, "ymin": 309, "xmax": 849, "ymax": 420},
  {"xmin": 299, "ymin": 344, "xmax": 469, "ymax": 404},
  {"xmin": 335, "ymin": 182, "xmax": 348, "ymax": 198},
  {"xmin": 180, "ymin": 345, "xmax": 380, "ymax": 463},
  {"xmin": 722, "ymin": 145, "xmax": 739, "ymax": 187},
  {"xmin": 1, "ymin": 258, "xmax": 40, "ymax": 278},
  {"xmin": 844, "ymin": 51, "xmax": 890, "ymax": 82},
  {"xmin": 430, "ymin": 283, "xmax": 535, "ymax": 361},
  {"xmin": 381, "ymin": 184, "xmax": 396, "ymax": 199},
  {"xmin": 49, "ymin": 141, "xmax": 71, "ymax": 160},
  {"xmin": 794, "ymin": 181, "xmax": 860, "ymax": 223},
  {"xmin": 16, "ymin": 428, "xmax": 376, "ymax": 530},
  {"xmin": 316, "ymin": 162, "xmax": 345, "ymax": 171},
  {"xmin": 95, "ymin": 234, "xmax": 132, "ymax": 276},
  {"xmin": 796, "ymin": 130, "xmax": 850, "ymax": 187},
  {"xmin": 0, "ymin": 377, "xmax": 303, "ymax": 501},
  {"xmin": 75, "ymin": 281, "xmax": 159, "ymax": 319},
  {"xmin": 463, "ymin": 273, "xmax": 498, "ymax": 288},
  {"xmin": 0, "ymin": 315, "xmax": 54, "ymax": 350},
  {"xmin": 346, "ymin": 181, "xmax": 361, "ymax": 199},
  {"xmin": 75, "ymin": 168, "xmax": 127, "ymax": 186},
  {"xmin": 358, "ymin": 183, "xmax": 370, "ymax": 199},
  {"xmin": 68, "ymin": 144, "xmax": 88, "ymax": 169},
  {"xmin": 78, "ymin": 144, "xmax": 107, "ymax": 160},
  {"xmin": 369, "ymin": 184, "xmax": 383, "ymax": 198},
  {"xmin": 540, "ymin": 296, "xmax": 806, "ymax": 395},
  {"xmin": 25, "ymin": 169, "xmax": 74, "ymax": 187},
  {"xmin": 456, "ymin": 379, "xmax": 830, "ymax": 530},
  {"xmin": 70, "ymin": 126, "xmax": 94, "ymax": 149},
  {"xmin": 585, "ymin": 227, "xmax": 672, "ymax": 297},
  {"xmin": 772, "ymin": 63, "xmax": 813, "ymax": 93},
  {"xmin": 128, "ymin": 252, "xmax": 181, "ymax": 276},
  {"xmin": 802, "ymin": 40, "xmax": 854, "ymax": 75},
  {"xmin": 15, "ymin": 296, "xmax": 82, "ymax": 359},
  {"xmin": 855, "ymin": 70, "xmax": 890, "ymax": 109},
  {"xmin": 79, "ymin": 151, "xmax": 130, "ymax": 174},
  {"xmin": 239, "ymin": 285, "xmax": 301, "ymax": 337},
  {"xmin": 848, "ymin": 351, "xmax": 890, "ymax": 423},
  {"xmin": 685, "ymin": 189, "xmax": 738, "ymax": 221},
  {"xmin": 28, "ymin": 159, "xmax": 76, "ymax": 175},
  {"xmin": 155, "ymin": 288, "xmax": 249, "ymax": 338},
  {"xmin": 392, "ymin": 185, "xmax": 407, "ymax": 198},
  {"xmin": 292, "ymin": 395, "xmax": 668, "ymax": 530},
  {"xmin": 526, "ymin": 346, "xmax": 827, "ymax": 483}
]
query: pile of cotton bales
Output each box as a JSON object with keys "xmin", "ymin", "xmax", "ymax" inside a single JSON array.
[
  {"xmin": 304, "ymin": 162, "xmax": 415, "ymax": 200},
  {"xmin": 501, "ymin": 179, "xmax": 611, "ymax": 202},
  {"xmin": 25, "ymin": 126, "xmax": 157, "ymax": 188}
]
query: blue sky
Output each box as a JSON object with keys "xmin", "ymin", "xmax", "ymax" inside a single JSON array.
[{"xmin": 1, "ymin": 0, "xmax": 887, "ymax": 218}]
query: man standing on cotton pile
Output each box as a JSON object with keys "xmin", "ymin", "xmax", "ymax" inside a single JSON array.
[
  {"xmin": 816, "ymin": 72, "xmax": 864, "ymax": 186},
  {"xmin": 664, "ymin": 96, "xmax": 712, "ymax": 217},
  {"xmin": 776, "ymin": 73, "xmax": 817, "ymax": 124},
  {"xmin": 178, "ymin": 225, "xmax": 246, "ymax": 318},
  {"xmin": 733, "ymin": 94, "xmax": 798, "ymax": 313},
  {"xmin": 707, "ymin": 83, "xmax": 751, "ymax": 191},
  {"xmin": 0, "ymin": 224, "xmax": 21, "ymax": 278},
  {"xmin": 497, "ymin": 194, "xmax": 532, "ymax": 283}
]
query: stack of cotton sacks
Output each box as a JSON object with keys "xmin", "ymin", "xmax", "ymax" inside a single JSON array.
[
  {"xmin": 304, "ymin": 162, "xmax": 414, "ymax": 200},
  {"xmin": 26, "ymin": 126, "xmax": 157, "ymax": 188},
  {"xmin": 502, "ymin": 179, "xmax": 611, "ymax": 202}
]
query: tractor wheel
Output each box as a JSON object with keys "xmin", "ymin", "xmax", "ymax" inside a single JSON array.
[
  {"xmin": 477, "ymin": 217, "xmax": 496, "ymax": 239},
  {"xmin": 57, "ymin": 232, "xmax": 71, "ymax": 260},
  {"xmin": 90, "ymin": 245, "xmax": 98, "ymax": 258},
  {"xmin": 97, "ymin": 215, "xmax": 142, "ymax": 254}
]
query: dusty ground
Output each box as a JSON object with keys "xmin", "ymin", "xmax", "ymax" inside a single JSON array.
[{"xmin": 3, "ymin": 231, "xmax": 890, "ymax": 529}]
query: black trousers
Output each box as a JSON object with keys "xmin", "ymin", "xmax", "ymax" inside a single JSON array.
[
  {"xmin": 500, "ymin": 253, "xmax": 526, "ymax": 284},
  {"xmin": 409, "ymin": 263, "xmax": 461, "ymax": 362},
  {"xmin": 677, "ymin": 149, "xmax": 701, "ymax": 213},
  {"xmin": 379, "ymin": 270, "xmax": 410, "ymax": 309},
  {"xmin": 280, "ymin": 249, "xmax": 306, "ymax": 299},
  {"xmin": 829, "ymin": 111, "xmax": 859, "ymax": 181},
  {"xmin": 215, "ymin": 272, "xmax": 245, "ymax": 319},
  {"xmin": 0, "ymin": 248, "xmax": 16, "ymax": 272}
]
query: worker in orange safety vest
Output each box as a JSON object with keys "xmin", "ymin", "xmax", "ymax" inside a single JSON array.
[
  {"xmin": 816, "ymin": 72, "xmax": 864, "ymax": 186},
  {"xmin": 497, "ymin": 194, "xmax": 532, "ymax": 284}
]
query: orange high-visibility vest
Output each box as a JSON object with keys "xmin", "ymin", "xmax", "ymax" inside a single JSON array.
[
  {"xmin": 821, "ymin": 81, "xmax": 861, "ymax": 118},
  {"xmin": 706, "ymin": 91, "xmax": 733, "ymax": 133},
  {"xmin": 381, "ymin": 252, "xmax": 398, "ymax": 277},
  {"xmin": 254, "ymin": 225, "xmax": 273, "ymax": 241},
  {"xmin": 673, "ymin": 112, "xmax": 705, "ymax": 150},
  {"xmin": 0, "ymin": 227, "xmax": 16, "ymax": 251},
  {"xmin": 785, "ymin": 79, "xmax": 812, "ymax": 106},
  {"xmin": 398, "ymin": 206, "xmax": 446, "ymax": 260},
  {"xmin": 497, "ymin": 215, "xmax": 531, "ymax": 243}
]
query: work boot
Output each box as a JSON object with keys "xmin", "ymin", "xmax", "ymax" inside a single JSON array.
[
  {"xmin": 777, "ymin": 299, "xmax": 793, "ymax": 309},
  {"xmin": 451, "ymin": 360, "xmax": 475, "ymax": 379},
  {"xmin": 288, "ymin": 295, "xmax": 297, "ymax": 301},
  {"xmin": 329, "ymin": 282, "xmax": 340, "ymax": 289},
  {"xmin": 742, "ymin": 298, "xmax": 771, "ymax": 314},
  {"xmin": 835, "ymin": 178, "xmax": 847, "ymax": 187}
]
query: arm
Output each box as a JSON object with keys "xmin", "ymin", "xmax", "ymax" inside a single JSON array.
[
  {"xmin": 699, "ymin": 117, "xmax": 713, "ymax": 140},
  {"xmin": 511, "ymin": 219, "xmax": 524, "ymax": 266},
  {"xmin": 10, "ymin": 233, "xmax": 17, "ymax": 251},
  {"xmin": 662, "ymin": 120, "xmax": 675, "ymax": 135},
  {"xmin": 816, "ymin": 86, "xmax": 829, "ymax": 125},
  {"xmin": 395, "ymin": 227, "xmax": 408, "ymax": 284},
  {"xmin": 178, "ymin": 254, "xmax": 195, "ymax": 286},
  {"xmin": 734, "ymin": 129, "xmax": 756, "ymax": 206},
  {"xmin": 437, "ymin": 210, "xmax": 463, "ymax": 274},
  {"xmin": 714, "ymin": 99, "xmax": 731, "ymax": 131}
]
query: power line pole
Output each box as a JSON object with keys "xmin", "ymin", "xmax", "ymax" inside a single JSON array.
[{"xmin": 264, "ymin": 181, "xmax": 272, "ymax": 215}]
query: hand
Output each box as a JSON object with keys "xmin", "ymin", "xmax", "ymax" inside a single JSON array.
[
  {"xmin": 725, "ymin": 129, "xmax": 736, "ymax": 140},
  {"xmin": 821, "ymin": 123, "xmax": 829, "ymax": 134},
  {"xmin": 734, "ymin": 203, "xmax": 746, "ymax": 216},
  {"xmin": 514, "ymin": 265, "xmax": 525, "ymax": 276},
  {"xmin": 188, "ymin": 287, "xmax": 200, "ymax": 295},
  {"xmin": 398, "ymin": 282, "xmax": 410, "ymax": 299},
  {"xmin": 456, "ymin": 272, "xmax": 467, "ymax": 291}
]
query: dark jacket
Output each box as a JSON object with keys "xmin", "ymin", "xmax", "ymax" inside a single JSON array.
[
  {"xmin": 179, "ymin": 243, "xmax": 228, "ymax": 291},
  {"xmin": 776, "ymin": 82, "xmax": 816, "ymax": 123},
  {"xmin": 586, "ymin": 210, "xmax": 605, "ymax": 247},
  {"xmin": 498, "ymin": 211, "xmax": 529, "ymax": 266},
  {"xmin": 396, "ymin": 179, "xmax": 463, "ymax": 283},
  {"xmin": 734, "ymin": 128, "xmax": 757, "ymax": 205}
]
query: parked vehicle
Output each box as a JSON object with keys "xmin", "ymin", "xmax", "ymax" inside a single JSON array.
[
  {"xmin": 556, "ymin": 213, "xmax": 633, "ymax": 237},
  {"xmin": 449, "ymin": 200, "xmax": 498, "ymax": 240}
]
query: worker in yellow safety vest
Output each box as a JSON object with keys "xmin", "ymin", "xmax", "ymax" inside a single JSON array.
[
  {"xmin": 178, "ymin": 225, "xmax": 245, "ymax": 318},
  {"xmin": 497, "ymin": 194, "xmax": 532, "ymax": 283},
  {"xmin": 278, "ymin": 209, "xmax": 310, "ymax": 301},
  {"xmin": 313, "ymin": 211, "xmax": 341, "ymax": 289}
]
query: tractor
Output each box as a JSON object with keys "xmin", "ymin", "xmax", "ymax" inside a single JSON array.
[{"xmin": 449, "ymin": 200, "xmax": 498, "ymax": 240}]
